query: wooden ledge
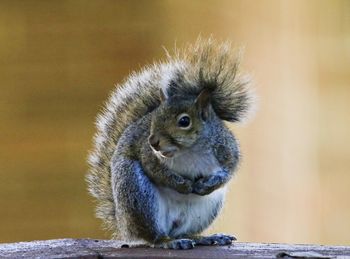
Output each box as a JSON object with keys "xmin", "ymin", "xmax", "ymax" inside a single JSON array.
[{"xmin": 0, "ymin": 238, "xmax": 349, "ymax": 258}]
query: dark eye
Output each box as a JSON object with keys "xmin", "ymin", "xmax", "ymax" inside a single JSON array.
[{"xmin": 177, "ymin": 113, "xmax": 191, "ymax": 129}]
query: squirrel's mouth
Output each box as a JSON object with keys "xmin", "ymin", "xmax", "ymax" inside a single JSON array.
[
  {"xmin": 152, "ymin": 146, "xmax": 178, "ymax": 158},
  {"xmin": 149, "ymin": 135, "xmax": 179, "ymax": 158},
  {"xmin": 159, "ymin": 150, "xmax": 175, "ymax": 158}
]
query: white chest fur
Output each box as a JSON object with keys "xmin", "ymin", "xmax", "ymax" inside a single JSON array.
[
  {"xmin": 156, "ymin": 186, "xmax": 226, "ymax": 238},
  {"xmin": 156, "ymin": 148, "xmax": 226, "ymax": 237}
]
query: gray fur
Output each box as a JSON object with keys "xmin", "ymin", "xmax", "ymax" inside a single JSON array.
[{"xmin": 86, "ymin": 38, "xmax": 254, "ymax": 246}]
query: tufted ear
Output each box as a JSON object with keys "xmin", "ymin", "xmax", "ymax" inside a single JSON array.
[
  {"xmin": 159, "ymin": 88, "xmax": 167, "ymax": 103},
  {"xmin": 195, "ymin": 89, "xmax": 211, "ymax": 120}
]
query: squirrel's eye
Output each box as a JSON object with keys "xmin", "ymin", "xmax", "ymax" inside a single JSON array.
[{"xmin": 177, "ymin": 114, "xmax": 191, "ymax": 129}]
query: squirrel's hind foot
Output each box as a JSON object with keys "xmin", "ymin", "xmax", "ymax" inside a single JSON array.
[
  {"xmin": 156, "ymin": 238, "xmax": 195, "ymax": 249},
  {"xmin": 194, "ymin": 233, "xmax": 236, "ymax": 246}
]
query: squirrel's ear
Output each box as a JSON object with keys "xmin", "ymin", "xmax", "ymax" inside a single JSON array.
[
  {"xmin": 159, "ymin": 88, "xmax": 167, "ymax": 103},
  {"xmin": 195, "ymin": 89, "xmax": 211, "ymax": 120}
]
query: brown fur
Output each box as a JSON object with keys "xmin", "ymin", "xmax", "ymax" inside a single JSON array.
[{"xmin": 86, "ymin": 38, "xmax": 254, "ymax": 238}]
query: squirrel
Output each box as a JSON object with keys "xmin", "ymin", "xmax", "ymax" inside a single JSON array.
[{"xmin": 86, "ymin": 38, "xmax": 255, "ymax": 249}]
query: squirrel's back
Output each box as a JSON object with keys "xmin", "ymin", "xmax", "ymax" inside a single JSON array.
[{"xmin": 86, "ymin": 38, "xmax": 255, "ymax": 236}]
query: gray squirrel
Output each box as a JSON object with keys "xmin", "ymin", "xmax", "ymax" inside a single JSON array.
[{"xmin": 86, "ymin": 38, "xmax": 255, "ymax": 249}]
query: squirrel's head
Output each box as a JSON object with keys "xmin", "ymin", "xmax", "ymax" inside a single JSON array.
[{"xmin": 148, "ymin": 89, "xmax": 211, "ymax": 159}]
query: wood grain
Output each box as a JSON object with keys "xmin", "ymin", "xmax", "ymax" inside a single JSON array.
[{"xmin": 0, "ymin": 239, "xmax": 349, "ymax": 258}]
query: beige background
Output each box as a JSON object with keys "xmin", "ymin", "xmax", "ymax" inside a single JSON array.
[{"xmin": 0, "ymin": 0, "xmax": 349, "ymax": 245}]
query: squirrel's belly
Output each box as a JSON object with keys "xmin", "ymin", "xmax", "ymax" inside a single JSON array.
[{"xmin": 156, "ymin": 186, "xmax": 226, "ymax": 238}]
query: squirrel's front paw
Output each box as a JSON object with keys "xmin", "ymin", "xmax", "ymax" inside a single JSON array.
[
  {"xmin": 170, "ymin": 175, "xmax": 193, "ymax": 194},
  {"xmin": 192, "ymin": 176, "xmax": 220, "ymax": 195},
  {"xmin": 176, "ymin": 178, "xmax": 193, "ymax": 194}
]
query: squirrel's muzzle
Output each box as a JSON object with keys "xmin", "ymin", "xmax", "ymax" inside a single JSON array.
[
  {"xmin": 148, "ymin": 134, "xmax": 160, "ymax": 151},
  {"xmin": 148, "ymin": 134, "xmax": 179, "ymax": 158}
]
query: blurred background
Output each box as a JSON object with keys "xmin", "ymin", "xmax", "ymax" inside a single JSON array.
[{"xmin": 0, "ymin": 0, "xmax": 349, "ymax": 245}]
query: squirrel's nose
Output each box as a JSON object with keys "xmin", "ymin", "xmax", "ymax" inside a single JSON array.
[{"xmin": 148, "ymin": 134, "xmax": 160, "ymax": 151}]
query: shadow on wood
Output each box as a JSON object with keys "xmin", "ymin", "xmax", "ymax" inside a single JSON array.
[{"xmin": 0, "ymin": 239, "xmax": 349, "ymax": 258}]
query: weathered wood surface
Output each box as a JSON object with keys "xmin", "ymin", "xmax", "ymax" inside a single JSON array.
[{"xmin": 0, "ymin": 239, "xmax": 349, "ymax": 258}]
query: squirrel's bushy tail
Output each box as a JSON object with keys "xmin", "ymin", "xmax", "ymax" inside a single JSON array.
[{"xmin": 86, "ymin": 38, "xmax": 255, "ymax": 237}]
